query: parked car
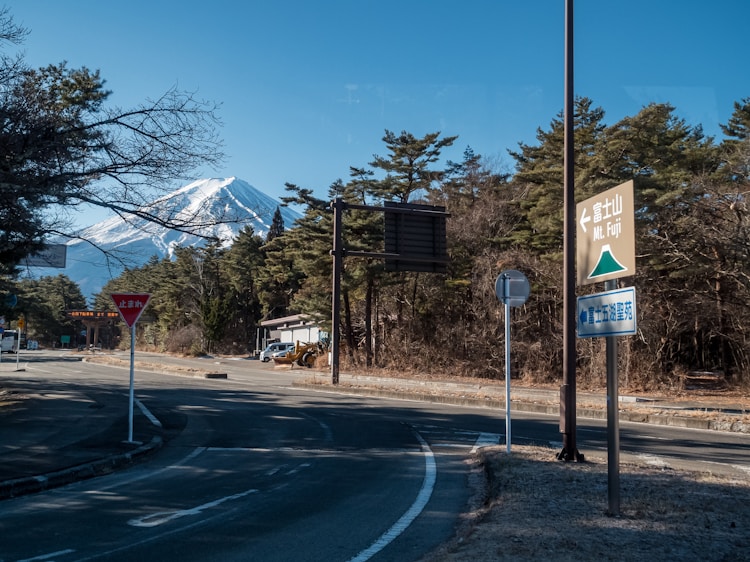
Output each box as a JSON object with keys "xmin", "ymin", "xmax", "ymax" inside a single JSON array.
[
  {"xmin": 270, "ymin": 348, "xmax": 293, "ymax": 360},
  {"xmin": 260, "ymin": 342, "xmax": 295, "ymax": 362}
]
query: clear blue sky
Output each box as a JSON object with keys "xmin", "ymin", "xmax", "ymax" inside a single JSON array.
[{"xmin": 6, "ymin": 1, "xmax": 750, "ymax": 223}]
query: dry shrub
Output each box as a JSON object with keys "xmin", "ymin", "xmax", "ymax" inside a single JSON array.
[{"xmin": 164, "ymin": 325, "xmax": 202, "ymax": 355}]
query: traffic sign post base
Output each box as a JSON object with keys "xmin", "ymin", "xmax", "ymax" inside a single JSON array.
[{"xmin": 557, "ymin": 383, "xmax": 584, "ymax": 462}]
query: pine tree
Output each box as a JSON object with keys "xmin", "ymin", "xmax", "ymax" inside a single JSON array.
[
  {"xmin": 368, "ymin": 130, "xmax": 458, "ymax": 203},
  {"xmin": 719, "ymin": 97, "xmax": 750, "ymax": 184},
  {"xmin": 266, "ymin": 207, "xmax": 285, "ymax": 243},
  {"xmin": 223, "ymin": 226, "xmax": 265, "ymax": 351},
  {"xmin": 16, "ymin": 274, "xmax": 86, "ymax": 347},
  {"xmin": 506, "ymin": 97, "xmax": 606, "ymax": 255},
  {"xmin": 0, "ymin": 10, "xmax": 222, "ymax": 275}
]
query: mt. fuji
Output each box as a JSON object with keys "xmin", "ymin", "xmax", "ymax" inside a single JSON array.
[{"xmin": 38, "ymin": 178, "xmax": 301, "ymax": 300}]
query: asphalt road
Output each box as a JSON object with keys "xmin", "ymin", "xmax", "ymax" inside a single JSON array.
[
  {"xmin": 1, "ymin": 351, "xmax": 748, "ymax": 561},
  {"xmin": 1, "ymin": 354, "xmax": 485, "ymax": 561}
]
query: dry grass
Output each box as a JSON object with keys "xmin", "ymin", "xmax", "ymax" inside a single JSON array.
[{"xmin": 425, "ymin": 445, "xmax": 750, "ymax": 561}]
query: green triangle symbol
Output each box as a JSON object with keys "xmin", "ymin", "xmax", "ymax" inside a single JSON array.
[{"xmin": 588, "ymin": 244, "xmax": 627, "ymax": 279}]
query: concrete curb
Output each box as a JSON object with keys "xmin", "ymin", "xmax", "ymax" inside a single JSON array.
[
  {"xmin": 0, "ymin": 436, "xmax": 163, "ymax": 500},
  {"xmin": 293, "ymin": 383, "xmax": 750, "ymax": 434},
  {"xmin": 82, "ymin": 356, "xmax": 227, "ymax": 379}
]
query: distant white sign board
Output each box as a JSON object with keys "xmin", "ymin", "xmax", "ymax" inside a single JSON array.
[
  {"xmin": 24, "ymin": 244, "xmax": 67, "ymax": 268},
  {"xmin": 577, "ymin": 286, "xmax": 637, "ymax": 338}
]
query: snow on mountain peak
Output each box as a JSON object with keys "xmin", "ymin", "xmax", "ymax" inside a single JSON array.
[{"xmin": 39, "ymin": 178, "xmax": 301, "ymax": 299}]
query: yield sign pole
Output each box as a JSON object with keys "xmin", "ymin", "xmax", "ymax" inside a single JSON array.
[{"xmin": 111, "ymin": 293, "xmax": 152, "ymax": 443}]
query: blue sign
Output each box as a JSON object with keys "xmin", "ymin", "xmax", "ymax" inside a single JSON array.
[{"xmin": 577, "ymin": 286, "xmax": 637, "ymax": 338}]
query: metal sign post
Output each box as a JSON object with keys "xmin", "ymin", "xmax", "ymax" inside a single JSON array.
[
  {"xmin": 15, "ymin": 317, "xmax": 24, "ymax": 371},
  {"xmin": 111, "ymin": 293, "xmax": 152, "ymax": 444},
  {"xmin": 604, "ymin": 279, "xmax": 620, "ymax": 515},
  {"xmin": 576, "ymin": 180, "xmax": 637, "ymax": 516},
  {"xmin": 495, "ymin": 270, "xmax": 530, "ymax": 454},
  {"xmin": 329, "ymin": 198, "xmax": 449, "ymax": 386}
]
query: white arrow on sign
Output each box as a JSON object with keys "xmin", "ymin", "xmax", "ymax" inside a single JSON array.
[{"xmin": 579, "ymin": 207, "xmax": 591, "ymax": 233}]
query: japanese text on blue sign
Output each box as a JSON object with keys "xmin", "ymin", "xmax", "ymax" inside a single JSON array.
[{"xmin": 577, "ymin": 287, "xmax": 637, "ymax": 338}]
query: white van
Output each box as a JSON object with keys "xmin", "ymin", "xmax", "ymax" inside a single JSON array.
[
  {"xmin": 260, "ymin": 342, "xmax": 295, "ymax": 362},
  {"xmin": 1, "ymin": 330, "xmax": 20, "ymax": 353}
]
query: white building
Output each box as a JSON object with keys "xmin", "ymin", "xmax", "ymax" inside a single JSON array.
[{"xmin": 259, "ymin": 314, "xmax": 324, "ymax": 349}]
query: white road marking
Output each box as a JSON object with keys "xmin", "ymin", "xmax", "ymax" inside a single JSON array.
[
  {"xmin": 84, "ymin": 447, "xmax": 207, "ymax": 493},
  {"xmin": 638, "ymin": 454, "xmax": 670, "ymax": 468},
  {"xmin": 18, "ymin": 549, "xmax": 75, "ymax": 562},
  {"xmin": 471, "ymin": 432, "xmax": 501, "ymax": 453},
  {"xmin": 284, "ymin": 463, "xmax": 311, "ymax": 476},
  {"xmin": 127, "ymin": 488, "xmax": 258, "ymax": 528},
  {"xmin": 347, "ymin": 430, "xmax": 436, "ymax": 562},
  {"xmin": 134, "ymin": 398, "xmax": 162, "ymax": 428}
]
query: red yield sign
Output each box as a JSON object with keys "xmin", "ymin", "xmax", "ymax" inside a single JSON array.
[{"xmin": 111, "ymin": 293, "xmax": 152, "ymax": 328}]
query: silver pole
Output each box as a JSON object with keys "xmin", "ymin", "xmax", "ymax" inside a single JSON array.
[
  {"xmin": 605, "ymin": 279, "xmax": 620, "ymax": 515},
  {"xmin": 505, "ymin": 302, "xmax": 512, "ymax": 454},
  {"xmin": 504, "ymin": 274, "xmax": 512, "ymax": 454},
  {"xmin": 128, "ymin": 324, "xmax": 135, "ymax": 443}
]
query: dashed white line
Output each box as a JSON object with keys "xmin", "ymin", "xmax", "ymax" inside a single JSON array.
[
  {"xmin": 17, "ymin": 549, "xmax": 75, "ymax": 562},
  {"xmin": 128, "ymin": 488, "xmax": 258, "ymax": 528}
]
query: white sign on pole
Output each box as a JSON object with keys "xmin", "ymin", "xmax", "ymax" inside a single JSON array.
[
  {"xmin": 24, "ymin": 244, "xmax": 68, "ymax": 268},
  {"xmin": 495, "ymin": 270, "xmax": 530, "ymax": 454},
  {"xmin": 577, "ymin": 286, "xmax": 637, "ymax": 338}
]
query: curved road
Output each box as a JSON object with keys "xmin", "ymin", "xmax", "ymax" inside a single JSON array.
[
  {"xmin": 1, "ymin": 351, "xmax": 747, "ymax": 561},
  {"xmin": 1, "ymin": 353, "xmax": 484, "ymax": 561}
]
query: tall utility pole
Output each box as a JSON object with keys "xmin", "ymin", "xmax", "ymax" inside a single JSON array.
[
  {"xmin": 331, "ymin": 198, "xmax": 344, "ymax": 385},
  {"xmin": 559, "ymin": 0, "xmax": 583, "ymax": 462}
]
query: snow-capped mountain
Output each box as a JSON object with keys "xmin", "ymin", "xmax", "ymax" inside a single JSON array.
[{"xmin": 40, "ymin": 178, "xmax": 301, "ymax": 299}]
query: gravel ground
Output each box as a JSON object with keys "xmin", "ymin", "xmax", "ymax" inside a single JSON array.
[{"xmin": 422, "ymin": 444, "xmax": 750, "ymax": 562}]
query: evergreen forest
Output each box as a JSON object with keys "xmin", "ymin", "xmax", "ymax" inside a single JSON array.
[{"xmin": 5, "ymin": 96, "xmax": 750, "ymax": 392}]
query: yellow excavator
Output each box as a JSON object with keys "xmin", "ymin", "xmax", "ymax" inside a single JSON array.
[{"xmin": 272, "ymin": 340, "xmax": 328, "ymax": 368}]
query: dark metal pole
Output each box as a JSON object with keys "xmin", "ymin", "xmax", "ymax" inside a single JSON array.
[
  {"xmin": 330, "ymin": 198, "xmax": 344, "ymax": 385},
  {"xmin": 559, "ymin": 0, "xmax": 581, "ymax": 461},
  {"xmin": 605, "ymin": 279, "xmax": 621, "ymax": 515}
]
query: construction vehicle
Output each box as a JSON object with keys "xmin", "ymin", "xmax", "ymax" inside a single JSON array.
[{"xmin": 272, "ymin": 340, "xmax": 328, "ymax": 368}]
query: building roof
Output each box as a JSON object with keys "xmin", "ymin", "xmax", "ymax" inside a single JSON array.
[{"xmin": 260, "ymin": 314, "xmax": 317, "ymax": 329}]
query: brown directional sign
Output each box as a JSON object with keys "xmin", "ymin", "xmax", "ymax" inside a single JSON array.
[
  {"xmin": 67, "ymin": 310, "xmax": 121, "ymax": 319},
  {"xmin": 576, "ymin": 180, "xmax": 636, "ymax": 286}
]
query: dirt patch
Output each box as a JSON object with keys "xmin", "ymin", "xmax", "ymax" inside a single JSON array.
[
  {"xmin": 82, "ymin": 355, "xmax": 227, "ymax": 378},
  {"xmin": 424, "ymin": 445, "xmax": 750, "ymax": 561}
]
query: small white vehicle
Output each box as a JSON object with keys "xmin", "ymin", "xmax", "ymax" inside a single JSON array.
[
  {"xmin": 260, "ymin": 342, "xmax": 295, "ymax": 362},
  {"xmin": 1, "ymin": 330, "xmax": 21, "ymax": 353}
]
